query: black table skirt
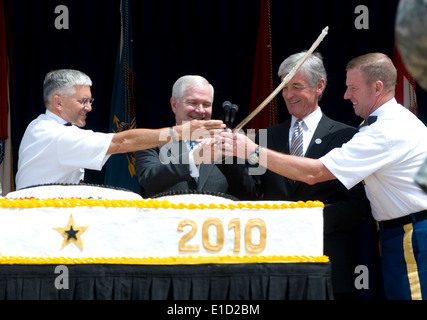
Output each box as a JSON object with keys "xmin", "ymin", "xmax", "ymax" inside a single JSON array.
[{"xmin": 0, "ymin": 263, "xmax": 333, "ymax": 300}]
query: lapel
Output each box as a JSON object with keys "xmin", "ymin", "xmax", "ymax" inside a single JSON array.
[
  {"xmin": 169, "ymin": 140, "xmax": 213, "ymax": 190},
  {"xmin": 267, "ymin": 120, "xmax": 294, "ymax": 192},
  {"xmin": 169, "ymin": 141, "xmax": 181, "ymax": 158},
  {"xmin": 291, "ymin": 114, "xmax": 332, "ymax": 191},
  {"xmin": 305, "ymin": 114, "xmax": 332, "ymax": 159},
  {"xmin": 197, "ymin": 163, "xmax": 215, "ymax": 190},
  {"xmin": 159, "ymin": 141, "xmax": 187, "ymax": 163},
  {"xmin": 265, "ymin": 114, "xmax": 333, "ymax": 192},
  {"xmin": 273, "ymin": 120, "xmax": 292, "ymax": 154},
  {"xmin": 269, "ymin": 114, "xmax": 332, "ymax": 157}
]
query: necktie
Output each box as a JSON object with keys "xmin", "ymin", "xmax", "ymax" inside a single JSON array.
[
  {"xmin": 290, "ymin": 120, "xmax": 304, "ymax": 157},
  {"xmin": 189, "ymin": 140, "xmax": 198, "ymax": 150}
]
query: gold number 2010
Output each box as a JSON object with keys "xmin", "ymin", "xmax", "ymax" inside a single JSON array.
[{"xmin": 178, "ymin": 218, "xmax": 266, "ymax": 254}]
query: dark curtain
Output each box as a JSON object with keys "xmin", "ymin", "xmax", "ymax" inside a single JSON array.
[
  {"xmin": 8, "ymin": 0, "xmax": 261, "ymax": 183},
  {"xmin": 6, "ymin": 0, "xmax": 426, "ymax": 301},
  {"xmin": 0, "ymin": 263, "xmax": 333, "ymax": 300},
  {"xmin": 10, "ymin": 0, "xmax": 426, "ymax": 183},
  {"xmin": 269, "ymin": 0, "xmax": 427, "ymax": 127}
]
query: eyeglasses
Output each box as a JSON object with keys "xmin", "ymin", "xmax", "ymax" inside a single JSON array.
[{"xmin": 76, "ymin": 98, "xmax": 94, "ymax": 106}]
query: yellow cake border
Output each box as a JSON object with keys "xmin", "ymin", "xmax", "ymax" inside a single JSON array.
[
  {"xmin": 0, "ymin": 255, "xmax": 329, "ymax": 265},
  {"xmin": 0, "ymin": 199, "xmax": 326, "ymax": 265},
  {"xmin": 0, "ymin": 198, "xmax": 324, "ymax": 209}
]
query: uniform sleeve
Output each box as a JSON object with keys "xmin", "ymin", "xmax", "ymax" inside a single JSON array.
[
  {"xmin": 320, "ymin": 128, "xmax": 393, "ymax": 189},
  {"xmin": 57, "ymin": 127, "xmax": 114, "ymax": 170}
]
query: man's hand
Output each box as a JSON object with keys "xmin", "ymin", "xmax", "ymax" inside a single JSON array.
[
  {"xmin": 176, "ymin": 120, "xmax": 225, "ymax": 141},
  {"xmin": 219, "ymin": 131, "xmax": 257, "ymax": 159},
  {"xmin": 192, "ymin": 138, "xmax": 223, "ymax": 165}
]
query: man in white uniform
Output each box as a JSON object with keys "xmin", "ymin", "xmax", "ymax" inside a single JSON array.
[
  {"xmin": 220, "ymin": 53, "xmax": 427, "ymax": 300},
  {"xmin": 15, "ymin": 69, "xmax": 224, "ymax": 190}
]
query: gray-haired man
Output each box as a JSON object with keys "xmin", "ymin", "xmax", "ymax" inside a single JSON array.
[{"xmin": 15, "ymin": 70, "xmax": 224, "ymax": 190}]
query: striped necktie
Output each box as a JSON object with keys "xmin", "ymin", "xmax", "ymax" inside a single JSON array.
[{"xmin": 290, "ymin": 119, "xmax": 304, "ymax": 157}]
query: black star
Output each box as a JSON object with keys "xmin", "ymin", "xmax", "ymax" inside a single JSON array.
[{"xmin": 65, "ymin": 226, "xmax": 79, "ymax": 240}]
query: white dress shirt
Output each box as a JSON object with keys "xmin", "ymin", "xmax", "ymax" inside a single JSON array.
[
  {"xmin": 320, "ymin": 98, "xmax": 427, "ymax": 221},
  {"xmin": 289, "ymin": 107, "xmax": 323, "ymax": 156},
  {"xmin": 16, "ymin": 110, "xmax": 114, "ymax": 190},
  {"xmin": 186, "ymin": 140, "xmax": 200, "ymax": 180}
]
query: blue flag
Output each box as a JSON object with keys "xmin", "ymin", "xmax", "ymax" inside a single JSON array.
[{"xmin": 104, "ymin": 0, "xmax": 140, "ymax": 194}]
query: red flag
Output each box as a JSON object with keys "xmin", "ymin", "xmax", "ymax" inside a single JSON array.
[
  {"xmin": 248, "ymin": 0, "xmax": 277, "ymax": 131},
  {"xmin": 0, "ymin": 0, "xmax": 14, "ymax": 195},
  {"xmin": 393, "ymin": 41, "xmax": 418, "ymax": 116},
  {"xmin": 0, "ymin": 0, "xmax": 8, "ymax": 139}
]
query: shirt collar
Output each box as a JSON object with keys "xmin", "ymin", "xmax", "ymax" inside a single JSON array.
[
  {"xmin": 291, "ymin": 107, "xmax": 322, "ymax": 132},
  {"xmin": 45, "ymin": 109, "xmax": 69, "ymax": 125},
  {"xmin": 369, "ymin": 98, "xmax": 397, "ymax": 118}
]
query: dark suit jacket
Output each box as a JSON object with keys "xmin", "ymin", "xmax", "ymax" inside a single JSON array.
[
  {"xmin": 252, "ymin": 114, "xmax": 372, "ymax": 295},
  {"xmin": 135, "ymin": 141, "xmax": 259, "ymax": 199}
]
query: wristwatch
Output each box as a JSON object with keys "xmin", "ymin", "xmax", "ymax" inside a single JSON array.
[{"xmin": 248, "ymin": 146, "xmax": 261, "ymax": 165}]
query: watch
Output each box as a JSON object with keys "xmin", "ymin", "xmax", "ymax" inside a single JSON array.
[{"xmin": 248, "ymin": 146, "xmax": 261, "ymax": 165}]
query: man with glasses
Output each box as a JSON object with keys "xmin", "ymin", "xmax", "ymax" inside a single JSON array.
[{"xmin": 15, "ymin": 69, "xmax": 224, "ymax": 190}]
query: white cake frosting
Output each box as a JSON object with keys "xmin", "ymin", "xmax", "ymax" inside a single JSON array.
[
  {"xmin": 0, "ymin": 185, "xmax": 325, "ymax": 264},
  {"xmin": 155, "ymin": 193, "xmax": 235, "ymax": 205},
  {"xmin": 6, "ymin": 184, "xmax": 143, "ymax": 200}
]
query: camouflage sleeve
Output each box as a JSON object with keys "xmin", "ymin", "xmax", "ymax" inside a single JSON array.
[{"xmin": 395, "ymin": 0, "xmax": 427, "ymax": 91}]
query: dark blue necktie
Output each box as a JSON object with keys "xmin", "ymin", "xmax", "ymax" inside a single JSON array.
[{"xmin": 189, "ymin": 140, "xmax": 198, "ymax": 150}]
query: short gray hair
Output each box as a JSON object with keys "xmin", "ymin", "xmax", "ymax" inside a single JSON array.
[
  {"xmin": 278, "ymin": 51, "xmax": 327, "ymax": 98},
  {"xmin": 172, "ymin": 75, "xmax": 214, "ymax": 102},
  {"xmin": 43, "ymin": 69, "xmax": 92, "ymax": 106}
]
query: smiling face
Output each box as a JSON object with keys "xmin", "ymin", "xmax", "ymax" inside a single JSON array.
[
  {"xmin": 344, "ymin": 68, "xmax": 378, "ymax": 119},
  {"xmin": 171, "ymin": 83, "xmax": 213, "ymax": 125},
  {"xmin": 53, "ymin": 85, "xmax": 93, "ymax": 127},
  {"xmin": 281, "ymin": 71, "xmax": 325, "ymax": 119}
]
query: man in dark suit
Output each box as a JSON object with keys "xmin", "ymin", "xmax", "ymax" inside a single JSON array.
[
  {"xmin": 135, "ymin": 75, "xmax": 257, "ymax": 199},
  {"xmin": 248, "ymin": 52, "xmax": 372, "ymax": 299}
]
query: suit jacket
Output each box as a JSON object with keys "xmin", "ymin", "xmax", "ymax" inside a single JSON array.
[
  {"xmin": 253, "ymin": 113, "xmax": 372, "ymax": 295},
  {"xmin": 135, "ymin": 141, "xmax": 258, "ymax": 199}
]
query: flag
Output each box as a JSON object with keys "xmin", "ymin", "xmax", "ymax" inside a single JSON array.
[
  {"xmin": 0, "ymin": 0, "xmax": 14, "ymax": 196},
  {"xmin": 248, "ymin": 0, "xmax": 277, "ymax": 131},
  {"xmin": 104, "ymin": 0, "xmax": 140, "ymax": 193},
  {"xmin": 0, "ymin": 0, "xmax": 7, "ymax": 140},
  {"xmin": 393, "ymin": 41, "xmax": 418, "ymax": 116}
]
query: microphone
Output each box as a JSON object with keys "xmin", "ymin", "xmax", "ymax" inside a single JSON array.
[
  {"xmin": 222, "ymin": 101, "xmax": 232, "ymax": 125},
  {"xmin": 230, "ymin": 104, "xmax": 239, "ymax": 125}
]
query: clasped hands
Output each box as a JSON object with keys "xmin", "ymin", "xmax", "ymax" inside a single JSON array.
[{"xmin": 192, "ymin": 129, "xmax": 257, "ymax": 165}]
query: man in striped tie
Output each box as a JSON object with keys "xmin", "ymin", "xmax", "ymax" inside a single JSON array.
[
  {"xmin": 290, "ymin": 119, "xmax": 304, "ymax": 157},
  {"xmin": 225, "ymin": 52, "xmax": 373, "ymax": 299},
  {"xmin": 222, "ymin": 52, "xmax": 427, "ymax": 300}
]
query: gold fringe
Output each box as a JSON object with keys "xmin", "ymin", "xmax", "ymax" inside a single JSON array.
[
  {"xmin": 0, "ymin": 255, "xmax": 329, "ymax": 265},
  {"xmin": 0, "ymin": 198, "xmax": 324, "ymax": 209}
]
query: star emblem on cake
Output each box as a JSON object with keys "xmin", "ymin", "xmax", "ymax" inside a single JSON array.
[{"xmin": 53, "ymin": 214, "xmax": 89, "ymax": 250}]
